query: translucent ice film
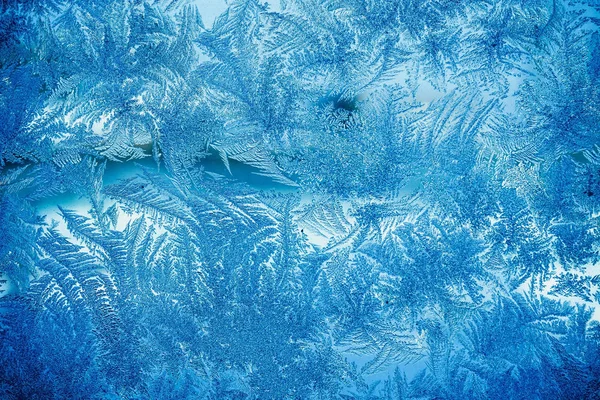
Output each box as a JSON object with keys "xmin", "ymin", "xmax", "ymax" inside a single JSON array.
[{"xmin": 1, "ymin": 0, "xmax": 600, "ymax": 398}]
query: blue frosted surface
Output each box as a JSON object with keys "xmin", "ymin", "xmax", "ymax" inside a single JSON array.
[{"xmin": 1, "ymin": 1, "xmax": 600, "ymax": 398}]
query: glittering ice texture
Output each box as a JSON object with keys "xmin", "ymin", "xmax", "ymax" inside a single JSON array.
[{"xmin": 1, "ymin": 0, "xmax": 600, "ymax": 398}]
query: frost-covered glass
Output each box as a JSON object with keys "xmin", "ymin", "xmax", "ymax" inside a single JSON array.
[{"xmin": 1, "ymin": 0, "xmax": 600, "ymax": 398}]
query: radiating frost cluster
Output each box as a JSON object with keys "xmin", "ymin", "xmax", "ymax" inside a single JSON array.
[{"xmin": 1, "ymin": 0, "xmax": 600, "ymax": 398}]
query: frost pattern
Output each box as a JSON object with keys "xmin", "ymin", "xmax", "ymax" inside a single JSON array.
[{"xmin": 1, "ymin": 0, "xmax": 600, "ymax": 399}]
